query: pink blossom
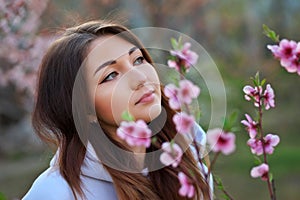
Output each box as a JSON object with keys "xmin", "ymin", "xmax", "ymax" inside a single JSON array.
[
  {"xmin": 267, "ymin": 39, "xmax": 297, "ymax": 60},
  {"xmin": 296, "ymin": 42, "xmax": 300, "ymax": 75},
  {"xmin": 178, "ymin": 172, "xmax": 195, "ymax": 198},
  {"xmin": 164, "ymin": 84, "xmax": 180, "ymax": 110},
  {"xmin": 264, "ymin": 134, "xmax": 280, "ymax": 154},
  {"xmin": 247, "ymin": 138, "xmax": 263, "ymax": 156},
  {"xmin": 164, "ymin": 81, "xmax": 200, "ymax": 110},
  {"xmin": 243, "ymin": 85, "xmax": 262, "ymax": 107},
  {"xmin": 167, "ymin": 60, "xmax": 180, "ymax": 71},
  {"xmin": 169, "ymin": 42, "xmax": 198, "ymax": 72},
  {"xmin": 280, "ymin": 55, "xmax": 298, "ymax": 73},
  {"xmin": 207, "ymin": 128, "xmax": 236, "ymax": 155},
  {"xmin": 117, "ymin": 120, "xmax": 152, "ymax": 147},
  {"xmin": 263, "ymin": 84, "xmax": 275, "ymax": 110},
  {"xmin": 250, "ymin": 163, "xmax": 269, "ymax": 181},
  {"xmin": 241, "ymin": 114, "xmax": 258, "ymax": 138},
  {"xmin": 178, "ymin": 80, "xmax": 200, "ymax": 105},
  {"xmin": 160, "ymin": 142, "xmax": 183, "ymax": 167},
  {"xmin": 267, "ymin": 39, "xmax": 300, "ymax": 75},
  {"xmin": 173, "ymin": 112, "xmax": 195, "ymax": 135}
]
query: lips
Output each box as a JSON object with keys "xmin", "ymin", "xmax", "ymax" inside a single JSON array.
[{"xmin": 135, "ymin": 90, "xmax": 155, "ymax": 105}]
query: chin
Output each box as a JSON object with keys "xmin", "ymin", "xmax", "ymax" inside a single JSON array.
[{"xmin": 134, "ymin": 104, "xmax": 162, "ymax": 123}]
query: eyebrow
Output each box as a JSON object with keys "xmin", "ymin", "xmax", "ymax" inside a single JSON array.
[{"xmin": 93, "ymin": 46, "xmax": 139, "ymax": 76}]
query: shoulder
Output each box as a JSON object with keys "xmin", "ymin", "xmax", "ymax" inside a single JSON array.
[
  {"xmin": 22, "ymin": 167, "xmax": 74, "ymax": 200},
  {"xmin": 80, "ymin": 175, "xmax": 118, "ymax": 200}
]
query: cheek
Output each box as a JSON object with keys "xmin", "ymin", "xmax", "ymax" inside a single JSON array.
[
  {"xmin": 94, "ymin": 89, "xmax": 113, "ymax": 122},
  {"xmin": 146, "ymin": 66, "xmax": 161, "ymax": 92},
  {"xmin": 94, "ymin": 84, "xmax": 131, "ymax": 125}
]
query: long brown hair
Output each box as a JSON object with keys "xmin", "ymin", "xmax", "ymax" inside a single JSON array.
[{"xmin": 32, "ymin": 20, "xmax": 210, "ymax": 199}]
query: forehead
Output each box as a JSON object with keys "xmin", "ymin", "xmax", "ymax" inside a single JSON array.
[{"xmin": 85, "ymin": 35, "xmax": 136, "ymax": 72}]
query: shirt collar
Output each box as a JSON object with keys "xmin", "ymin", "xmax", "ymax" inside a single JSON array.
[{"xmin": 49, "ymin": 143, "xmax": 113, "ymax": 182}]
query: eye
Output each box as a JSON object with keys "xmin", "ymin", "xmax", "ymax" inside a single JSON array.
[
  {"xmin": 133, "ymin": 56, "xmax": 145, "ymax": 65},
  {"xmin": 100, "ymin": 71, "xmax": 118, "ymax": 84}
]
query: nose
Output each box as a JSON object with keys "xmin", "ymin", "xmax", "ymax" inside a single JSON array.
[{"xmin": 127, "ymin": 68, "xmax": 147, "ymax": 90}]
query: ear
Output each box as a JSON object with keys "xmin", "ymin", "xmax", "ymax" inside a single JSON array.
[{"xmin": 87, "ymin": 114, "xmax": 98, "ymax": 123}]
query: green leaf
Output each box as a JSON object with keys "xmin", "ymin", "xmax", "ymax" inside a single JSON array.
[
  {"xmin": 262, "ymin": 24, "xmax": 280, "ymax": 42},
  {"xmin": 255, "ymin": 71, "xmax": 260, "ymax": 85},
  {"xmin": 269, "ymin": 173, "xmax": 273, "ymax": 182},
  {"xmin": 228, "ymin": 110, "xmax": 238, "ymax": 126},
  {"xmin": 250, "ymin": 77, "xmax": 257, "ymax": 87},
  {"xmin": 223, "ymin": 110, "xmax": 239, "ymax": 132},
  {"xmin": 151, "ymin": 136, "xmax": 157, "ymax": 144},
  {"xmin": 194, "ymin": 110, "xmax": 201, "ymax": 123},
  {"xmin": 253, "ymin": 156, "xmax": 262, "ymax": 165},
  {"xmin": 177, "ymin": 36, "xmax": 183, "ymax": 49},
  {"xmin": 170, "ymin": 38, "xmax": 178, "ymax": 50},
  {"xmin": 261, "ymin": 78, "xmax": 266, "ymax": 87},
  {"xmin": 121, "ymin": 110, "xmax": 135, "ymax": 121}
]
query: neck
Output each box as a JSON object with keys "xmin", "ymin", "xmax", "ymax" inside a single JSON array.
[
  {"xmin": 99, "ymin": 121, "xmax": 146, "ymax": 170},
  {"xmin": 133, "ymin": 146, "xmax": 146, "ymax": 170}
]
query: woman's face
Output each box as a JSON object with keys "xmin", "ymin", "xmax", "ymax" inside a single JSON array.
[{"xmin": 85, "ymin": 35, "xmax": 161, "ymax": 132}]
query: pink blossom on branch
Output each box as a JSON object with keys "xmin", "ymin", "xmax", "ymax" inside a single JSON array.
[
  {"xmin": 178, "ymin": 172, "xmax": 195, "ymax": 198},
  {"xmin": 164, "ymin": 84, "xmax": 181, "ymax": 110},
  {"xmin": 263, "ymin": 84, "xmax": 275, "ymax": 110},
  {"xmin": 160, "ymin": 142, "xmax": 183, "ymax": 168},
  {"xmin": 267, "ymin": 39, "xmax": 300, "ymax": 75},
  {"xmin": 173, "ymin": 112, "xmax": 195, "ymax": 135},
  {"xmin": 247, "ymin": 138, "xmax": 263, "ymax": 156},
  {"xmin": 164, "ymin": 80, "xmax": 200, "ymax": 110},
  {"xmin": 264, "ymin": 134, "xmax": 280, "ymax": 154},
  {"xmin": 178, "ymin": 80, "xmax": 200, "ymax": 105},
  {"xmin": 243, "ymin": 84, "xmax": 276, "ymax": 110},
  {"xmin": 243, "ymin": 85, "xmax": 262, "ymax": 107},
  {"xmin": 168, "ymin": 42, "xmax": 198, "ymax": 73},
  {"xmin": 207, "ymin": 128, "xmax": 236, "ymax": 155},
  {"xmin": 241, "ymin": 114, "xmax": 258, "ymax": 138},
  {"xmin": 250, "ymin": 163, "xmax": 269, "ymax": 181},
  {"xmin": 116, "ymin": 120, "xmax": 152, "ymax": 147},
  {"xmin": 247, "ymin": 134, "xmax": 280, "ymax": 156},
  {"xmin": 267, "ymin": 39, "xmax": 297, "ymax": 60},
  {"xmin": 167, "ymin": 60, "xmax": 180, "ymax": 72}
]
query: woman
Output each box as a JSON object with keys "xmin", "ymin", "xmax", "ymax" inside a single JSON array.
[{"xmin": 22, "ymin": 20, "xmax": 212, "ymax": 200}]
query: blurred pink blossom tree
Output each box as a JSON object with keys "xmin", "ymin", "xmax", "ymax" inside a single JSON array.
[{"xmin": 0, "ymin": 0, "xmax": 53, "ymax": 110}]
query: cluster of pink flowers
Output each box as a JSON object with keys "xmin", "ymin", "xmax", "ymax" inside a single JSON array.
[
  {"xmin": 267, "ymin": 39, "xmax": 300, "ymax": 75},
  {"xmin": 0, "ymin": 0, "xmax": 51, "ymax": 106},
  {"xmin": 246, "ymin": 133, "xmax": 280, "ymax": 156},
  {"xmin": 116, "ymin": 120, "xmax": 152, "ymax": 148},
  {"xmin": 167, "ymin": 42, "xmax": 198, "ymax": 73},
  {"xmin": 165, "ymin": 39, "xmax": 237, "ymax": 198},
  {"xmin": 165, "ymin": 41, "xmax": 200, "ymax": 197},
  {"xmin": 243, "ymin": 84, "xmax": 275, "ymax": 110},
  {"xmin": 164, "ymin": 80, "xmax": 200, "ymax": 110},
  {"xmin": 241, "ymin": 79, "xmax": 280, "ymax": 182},
  {"xmin": 159, "ymin": 142, "xmax": 183, "ymax": 168}
]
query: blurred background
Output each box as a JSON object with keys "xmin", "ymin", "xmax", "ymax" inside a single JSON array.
[{"xmin": 0, "ymin": 0, "xmax": 299, "ymax": 199}]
